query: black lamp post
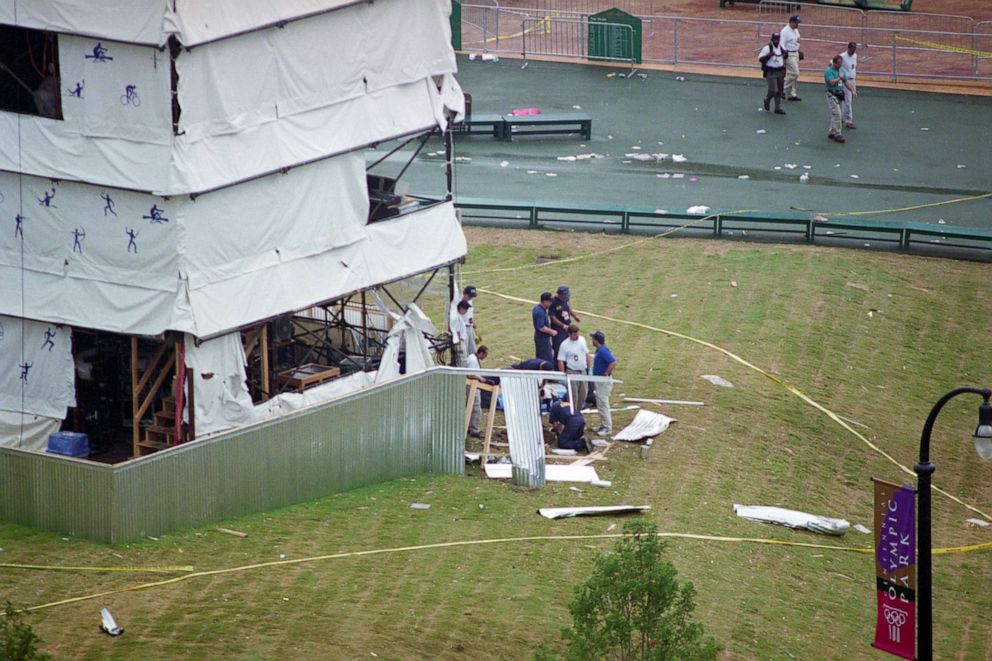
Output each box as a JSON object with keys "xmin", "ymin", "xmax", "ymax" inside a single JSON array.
[{"xmin": 914, "ymin": 386, "xmax": 992, "ymax": 661}]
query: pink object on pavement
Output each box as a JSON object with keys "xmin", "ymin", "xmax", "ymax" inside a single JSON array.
[{"xmin": 510, "ymin": 107, "xmax": 542, "ymax": 116}]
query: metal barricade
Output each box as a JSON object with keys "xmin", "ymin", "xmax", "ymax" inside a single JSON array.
[
  {"xmin": 521, "ymin": 16, "xmax": 636, "ymax": 71},
  {"xmin": 976, "ymin": 22, "xmax": 992, "ymax": 79}
]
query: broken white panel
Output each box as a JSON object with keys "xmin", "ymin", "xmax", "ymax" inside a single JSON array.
[
  {"xmin": 501, "ymin": 374, "xmax": 546, "ymax": 488},
  {"xmin": 255, "ymin": 370, "xmax": 374, "ymax": 419},
  {"xmin": 539, "ymin": 505, "xmax": 650, "ymax": 520},
  {"xmin": 733, "ymin": 504, "xmax": 850, "ymax": 536},
  {"xmin": 485, "ymin": 463, "xmax": 599, "ymax": 483},
  {"xmin": 184, "ymin": 331, "xmax": 255, "ymax": 436},
  {"xmin": 612, "ymin": 409, "xmax": 676, "ymax": 442},
  {"xmin": 701, "ymin": 374, "xmax": 734, "ymax": 388},
  {"xmin": 0, "ymin": 316, "xmax": 76, "ymax": 420},
  {"xmin": 374, "ymin": 304, "xmax": 437, "ymax": 384}
]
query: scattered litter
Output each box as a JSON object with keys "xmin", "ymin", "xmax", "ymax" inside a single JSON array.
[
  {"xmin": 551, "ymin": 448, "xmax": 578, "ymax": 456},
  {"xmin": 279, "ymin": 553, "xmax": 286, "ymax": 559},
  {"xmin": 966, "ymin": 518, "xmax": 990, "ymax": 528},
  {"xmin": 613, "ymin": 409, "xmax": 676, "ymax": 442},
  {"xmin": 464, "ymin": 452, "xmax": 480, "ymax": 463},
  {"xmin": 217, "ymin": 528, "xmax": 248, "ymax": 538},
  {"xmin": 607, "ymin": 523, "xmax": 617, "ymax": 532},
  {"xmin": 590, "ymin": 480, "xmax": 613, "ymax": 488},
  {"xmin": 454, "ymin": 156, "xmax": 471, "ymax": 162},
  {"xmin": 756, "ymin": 129, "xmax": 767, "ymax": 134},
  {"xmin": 631, "ymin": 145, "xmax": 642, "ymax": 150},
  {"xmin": 485, "ymin": 463, "xmax": 600, "ymax": 483},
  {"xmin": 479, "ymin": 503, "xmax": 486, "ymax": 509},
  {"xmin": 500, "ymin": 161, "xmax": 509, "ymax": 167},
  {"xmin": 867, "ymin": 310, "xmax": 874, "ymax": 318},
  {"xmin": 622, "ymin": 160, "xmax": 632, "ymax": 164},
  {"xmin": 687, "ymin": 205, "xmax": 709, "ymax": 215},
  {"xmin": 557, "ymin": 155, "xmax": 577, "ymax": 161},
  {"xmin": 670, "ymin": 294, "xmax": 678, "ymax": 298},
  {"xmin": 545, "ymin": 172, "xmax": 558, "ymax": 177},
  {"xmin": 468, "ymin": 53, "xmax": 477, "ymax": 60},
  {"xmin": 773, "ymin": 166, "xmax": 781, "ymax": 170},
  {"xmin": 864, "ymin": 243, "xmax": 871, "ymax": 247},
  {"xmin": 653, "ymin": 209, "xmax": 667, "ymax": 215},
  {"xmin": 625, "ymin": 153, "xmax": 654, "ymax": 161},
  {"xmin": 799, "ymin": 173, "xmax": 809, "ymax": 183},
  {"xmin": 624, "ymin": 397, "xmax": 704, "ymax": 406},
  {"xmin": 591, "ymin": 439, "xmax": 610, "ymax": 447},
  {"xmin": 526, "ymin": 170, "xmax": 539, "ymax": 175},
  {"xmin": 521, "ymin": 61, "xmax": 528, "ymax": 70},
  {"xmin": 607, "ymin": 135, "xmax": 613, "ymax": 139},
  {"xmin": 100, "ymin": 608, "xmax": 124, "ymax": 636},
  {"xmin": 835, "ymin": 163, "xmax": 841, "ymax": 168},
  {"xmin": 849, "ymin": 174, "xmax": 859, "ymax": 179},
  {"xmin": 539, "ymin": 505, "xmax": 649, "ymax": 520},
  {"xmin": 784, "ymin": 164, "xmax": 797, "ymax": 170},
  {"xmin": 738, "ymin": 175, "xmax": 750, "ymax": 180},
  {"xmin": 957, "ymin": 164, "xmax": 966, "ymax": 169},
  {"xmin": 734, "ymin": 504, "xmax": 850, "ymax": 536},
  {"xmin": 701, "ymin": 374, "xmax": 734, "ymax": 388},
  {"xmin": 569, "ymin": 486, "xmax": 584, "ymax": 493},
  {"xmin": 813, "ymin": 214, "xmax": 828, "ymax": 222},
  {"xmin": 147, "ymin": 536, "xmax": 159, "ymax": 542},
  {"xmin": 853, "ymin": 524, "xmax": 872, "ymax": 534},
  {"xmin": 937, "ymin": 218, "xmax": 946, "ymax": 224},
  {"xmin": 572, "ymin": 104, "xmax": 582, "ymax": 110},
  {"xmin": 410, "ymin": 502, "xmax": 431, "ymax": 510},
  {"xmin": 480, "ymin": 54, "xmax": 499, "ymax": 62},
  {"xmin": 671, "ymin": 173, "xmax": 684, "ymax": 179},
  {"xmin": 675, "ymin": 76, "xmax": 685, "ymax": 81},
  {"xmin": 657, "ymin": 173, "xmax": 670, "ymax": 179},
  {"xmin": 731, "ymin": 280, "xmax": 738, "ymax": 287},
  {"xmin": 510, "ymin": 107, "xmax": 540, "ymax": 116},
  {"xmin": 607, "ymin": 72, "xmax": 617, "ymax": 78},
  {"xmin": 803, "ymin": 165, "xmax": 812, "ymax": 170},
  {"xmin": 689, "ymin": 177, "xmax": 698, "ymax": 182},
  {"xmin": 672, "ymin": 154, "xmax": 687, "ymax": 162},
  {"xmin": 920, "ymin": 127, "xmax": 929, "ymax": 131}
]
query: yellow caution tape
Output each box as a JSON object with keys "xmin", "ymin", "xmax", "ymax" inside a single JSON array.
[
  {"xmin": 810, "ymin": 192, "xmax": 992, "ymax": 218},
  {"xmin": 0, "ymin": 563, "xmax": 194, "ymax": 573},
  {"xmin": 894, "ymin": 35, "xmax": 992, "ymax": 58},
  {"xmin": 931, "ymin": 541, "xmax": 992, "ymax": 555}
]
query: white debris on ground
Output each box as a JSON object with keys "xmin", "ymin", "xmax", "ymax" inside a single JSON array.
[
  {"xmin": 653, "ymin": 209, "xmax": 667, "ymax": 214},
  {"xmin": 538, "ymin": 505, "xmax": 650, "ymax": 520},
  {"xmin": 671, "ymin": 173, "xmax": 685, "ymax": 179},
  {"xmin": 545, "ymin": 172, "xmax": 557, "ymax": 177},
  {"xmin": 734, "ymin": 504, "xmax": 851, "ymax": 536},
  {"xmin": 850, "ymin": 174, "xmax": 860, "ymax": 179},
  {"xmin": 557, "ymin": 155, "xmax": 577, "ymax": 161},
  {"xmin": 701, "ymin": 374, "xmax": 734, "ymax": 388},
  {"xmin": 612, "ymin": 409, "xmax": 676, "ymax": 442},
  {"xmin": 756, "ymin": 129, "xmax": 767, "ymax": 134},
  {"xmin": 784, "ymin": 164, "xmax": 797, "ymax": 169},
  {"xmin": 852, "ymin": 523, "xmax": 872, "ymax": 534},
  {"xmin": 672, "ymin": 154, "xmax": 687, "ymax": 162},
  {"xmin": 657, "ymin": 173, "xmax": 670, "ymax": 179},
  {"xmin": 738, "ymin": 175, "xmax": 750, "ymax": 180},
  {"xmin": 686, "ymin": 205, "xmax": 710, "ymax": 215},
  {"xmin": 957, "ymin": 164, "xmax": 966, "ymax": 168},
  {"xmin": 966, "ymin": 518, "xmax": 990, "ymax": 528},
  {"xmin": 799, "ymin": 173, "xmax": 809, "ymax": 183}
]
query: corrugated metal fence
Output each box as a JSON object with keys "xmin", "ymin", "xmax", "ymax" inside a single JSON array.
[{"xmin": 0, "ymin": 369, "xmax": 465, "ymax": 542}]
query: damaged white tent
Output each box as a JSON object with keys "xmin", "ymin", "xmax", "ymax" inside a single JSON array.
[{"xmin": 0, "ymin": 0, "xmax": 466, "ymax": 456}]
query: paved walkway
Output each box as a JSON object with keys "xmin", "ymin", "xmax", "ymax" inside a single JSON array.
[{"xmin": 402, "ymin": 56, "xmax": 992, "ymax": 231}]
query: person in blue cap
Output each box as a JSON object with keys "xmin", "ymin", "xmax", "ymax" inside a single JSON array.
[
  {"xmin": 532, "ymin": 292, "xmax": 557, "ymax": 362},
  {"xmin": 549, "ymin": 285, "xmax": 580, "ymax": 357}
]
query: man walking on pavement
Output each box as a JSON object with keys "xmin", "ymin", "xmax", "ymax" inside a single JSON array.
[
  {"xmin": 557, "ymin": 324, "xmax": 591, "ymax": 410},
  {"xmin": 590, "ymin": 331, "xmax": 617, "ymax": 437},
  {"xmin": 758, "ymin": 32, "xmax": 788, "ymax": 115},
  {"xmin": 781, "ymin": 15, "xmax": 803, "ymax": 101},
  {"xmin": 825, "ymin": 54, "xmax": 857, "ymax": 143},
  {"xmin": 532, "ymin": 292, "xmax": 557, "ymax": 362},
  {"xmin": 839, "ymin": 42, "xmax": 858, "ymax": 129}
]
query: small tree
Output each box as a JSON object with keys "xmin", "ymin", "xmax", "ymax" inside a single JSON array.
[
  {"xmin": 539, "ymin": 521, "xmax": 720, "ymax": 661},
  {"xmin": 1, "ymin": 602, "xmax": 48, "ymax": 661}
]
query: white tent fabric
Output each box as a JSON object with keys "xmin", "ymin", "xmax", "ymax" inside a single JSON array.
[
  {"xmin": 184, "ymin": 331, "xmax": 255, "ymax": 436},
  {"xmin": 254, "ymin": 369, "xmax": 375, "ymax": 422},
  {"xmin": 0, "ymin": 409, "xmax": 61, "ymax": 451},
  {"xmin": 0, "ymin": 0, "xmax": 171, "ymax": 46},
  {"xmin": 374, "ymin": 304, "xmax": 438, "ymax": 384},
  {"xmin": 0, "ymin": 315, "xmax": 75, "ymax": 420}
]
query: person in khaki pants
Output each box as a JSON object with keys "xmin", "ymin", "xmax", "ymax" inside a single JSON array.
[
  {"xmin": 781, "ymin": 15, "xmax": 802, "ymax": 101},
  {"xmin": 590, "ymin": 331, "xmax": 617, "ymax": 437}
]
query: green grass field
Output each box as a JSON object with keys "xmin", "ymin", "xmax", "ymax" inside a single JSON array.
[{"xmin": 3, "ymin": 227, "xmax": 991, "ymax": 660}]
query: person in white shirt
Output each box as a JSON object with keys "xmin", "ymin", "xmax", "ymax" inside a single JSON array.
[
  {"xmin": 780, "ymin": 15, "xmax": 802, "ymax": 101},
  {"xmin": 557, "ymin": 325, "xmax": 591, "ymax": 410},
  {"xmin": 451, "ymin": 299, "xmax": 470, "ymax": 366},
  {"xmin": 758, "ymin": 32, "xmax": 788, "ymax": 114},
  {"xmin": 464, "ymin": 345, "xmax": 488, "ymax": 438},
  {"xmin": 839, "ymin": 42, "xmax": 858, "ymax": 128}
]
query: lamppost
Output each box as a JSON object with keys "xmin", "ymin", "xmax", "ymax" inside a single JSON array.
[{"xmin": 914, "ymin": 386, "xmax": 992, "ymax": 661}]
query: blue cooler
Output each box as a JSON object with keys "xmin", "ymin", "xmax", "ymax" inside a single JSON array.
[{"xmin": 47, "ymin": 431, "xmax": 89, "ymax": 458}]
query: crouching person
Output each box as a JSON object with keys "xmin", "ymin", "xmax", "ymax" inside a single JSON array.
[{"xmin": 549, "ymin": 398, "xmax": 591, "ymax": 453}]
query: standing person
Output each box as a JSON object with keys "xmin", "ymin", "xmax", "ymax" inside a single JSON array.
[
  {"xmin": 758, "ymin": 32, "xmax": 788, "ymax": 115},
  {"xmin": 464, "ymin": 345, "xmax": 488, "ymax": 439},
  {"xmin": 839, "ymin": 42, "xmax": 858, "ymax": 129},
  {"xmin": 460, "ymin": 285, "xmax": 479, "ymax": 358},
  {"xmin": 825, "ymin": 55, "xmax": 857, "ymax": 144},
  {"xmin": 557, "ymin": 325, "xmax": 591, "ymax": 410},
  {"xmin": 532, "ymin": 292, "xmax": 557, "ymax": 362},
  {"xmin": 549, "ymin": 399, "xmax": 589, "ymax": 452},
  {"xmin": 781, "ymin": 15, "xmax": 802, "ymax": 101},
  {"xmin": 452, "ymin": 299, "xmax": 471, "ymax": 366},
  {"xmin": 549, "ymin": 285, "xmax": 580, "ymax": 358},
  {"xmin": 589, "ymin": 331, "xmax": 617, "ymax": 437}
]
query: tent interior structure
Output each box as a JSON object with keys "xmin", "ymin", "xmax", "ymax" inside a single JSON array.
[{"xmin": 0, "ymin": 0, "xmax": 467, "ymax": 460}]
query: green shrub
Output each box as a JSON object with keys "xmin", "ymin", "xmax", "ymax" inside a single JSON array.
[{"xmin": 1, "ymin": 602, "xmax": 48, "ymax": 661}]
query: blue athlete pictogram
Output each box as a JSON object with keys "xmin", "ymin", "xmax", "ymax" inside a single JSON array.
[
  {"xmin": 14, "ymin": 213, "xmax": 25, "ymax": 238},
  {"xmin": 126, "ymin": 228, "xmax": 138, "ymax": 253},
  {"xmin": 72, "ymin": 227, "xmax": 86, "ymax": 253},
  {"xmin": 38, "ymin": 188, "xmax": 57, "ymax": 208},
  {"xmin": 143, "ymin": 204, "xmax": 168, "ymax": 224},
  {"xmin": 67, "ymin": 81, "xmax": 84, "ymax": 98},
  {"xmin": 19, "ymin": 362, "xmax": 32, "ymax": 384},
  {"xmin": 42, "ymin": 327, "xmax": 57, "ymax": 352},
  {"xmin": 101, "ymin": 192, "xmax": 117, "ymax": 216},
  {"xmin": 85, "ymin": 43, "xmax": 113, "ymax": 63},
  {"xmin": 120, "ymin": 84, "xmax": 141, "ymax": 107}
]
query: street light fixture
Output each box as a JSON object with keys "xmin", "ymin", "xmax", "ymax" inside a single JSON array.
[{"xmin": 914, "ymin": 386, "xmax": 992, "ymax": 661}]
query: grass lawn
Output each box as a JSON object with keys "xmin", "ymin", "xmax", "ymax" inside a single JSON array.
[{"xmin": 3, "ymin": 227, "xmax": 991, "ymax": 660}]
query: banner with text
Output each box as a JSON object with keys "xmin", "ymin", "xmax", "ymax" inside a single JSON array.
[{"xmin": 871, "ymin": 478, "xmax": 916, "ymax": 660}]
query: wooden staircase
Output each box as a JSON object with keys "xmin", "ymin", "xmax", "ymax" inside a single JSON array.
[{"xmin": 137, "ymin": 395, "xmax": 178, "ymax": 455}]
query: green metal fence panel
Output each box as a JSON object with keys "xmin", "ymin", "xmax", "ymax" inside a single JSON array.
[
  {"xmin": 588, "ymin": 8, "xmax": 642, "ymax": 63},
  {"xmin": 0, "ymin": 370, "xmax": 466, "ymax": 543}
]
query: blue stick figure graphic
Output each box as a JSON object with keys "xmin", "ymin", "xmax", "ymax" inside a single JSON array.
[
  {"xmin": 143, "ymin": 204, "xmax": 168, "ymax": 224},
  {"xmin": 120, "ymin": 84, "xmax": 141, "ymax": 107},
  {"xmin": 85, "ymin": 43, "xmax": 113, "ymax": 63},
  {"xmin": 42, "ymin": 328, "xmax": 57, "ymax": 352},
  {"xmin": 67, "ymin": 81, "xmax": 84, "ymax": 98},
  {"xmin": 19, "ymin": 362, "xmax": 32, "ymax": 384},
  {"xmin": 126, "ymin": 228, "xmax": 138, "ymax": 253},
  {"xmin": 38, "ymin": 188, "xmax": 56, "ymax": 208},
  {"xmin": 101, "ymin": 192, "xmax": 117, "ymax": 216},
  {"xmin": 72, "ymin": 227, "xmax": 86, "ymax": 253},
  {"xmin": 15, "ymin": 213, "xmax": 25, "ymax": 238}
]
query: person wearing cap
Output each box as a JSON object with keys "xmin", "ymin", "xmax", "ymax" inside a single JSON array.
[
  {"xmin": 839, "ymin": 42, "xmax": 858, "ymax": 129},
  {"xmin": 590, "ymin": 331, "xmax": 617, "ymax": 437},
  {"xmin": 459, "ymin": 285, "xmax": 479, "ymax": 360},
  {"xmin": 548, "ymin": 398, "xmax": 590, "ymax": 453},
  {"xmin": 557, "ymin": 324, "xmax": 591, "ymax": 410},
  {"xmin": 532, "ymin": 292, "xmax": 557, "ymax": 363},
  {"xmin": 549, "ymin": 285, "xmax": 580, "ymax": 358},
  {"xmin": 824, "ymin": 54, "xmax": 857, "ymax": 143},
  {"xmin": 781, "ymin": 15, "xmax": 803, "ymax": 101},
  {"xmin": 452, "ymin": 299, "xmax": 471, "ymax": 366},
  {"xmin": 758, "ymin": 32, "xmax": 788, "ymax": 115}
]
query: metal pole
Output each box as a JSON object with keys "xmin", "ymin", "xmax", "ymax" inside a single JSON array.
[
  {"xmin": 673, "ymin": 18, "xmax": 679, "ymax": 65},
  {"xmin": 892, "ymin": 32, "xmax": 898, "ymax": 83},
  {"xmin": 444, "ymin": 125, "xmax": 453, "ymax": 202},
  {"xmin": 914, "ymin": 386, "xmax": 992, "ymax": 661}
]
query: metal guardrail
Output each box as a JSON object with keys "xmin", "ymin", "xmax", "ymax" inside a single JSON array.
[
  {"xmin": 459, "ymin": 3, "xmax": 992, "ymax": 81},
  {"xmin": 521, "ymin": 16, "xmax": 636, "ymax": 71}
]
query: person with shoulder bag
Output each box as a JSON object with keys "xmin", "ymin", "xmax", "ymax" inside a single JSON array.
[
  {"xmin": 758, "ymin": 32, "xmax": 788, "ymax": 115},
  {"xmin": 824, "ymin": 55, "xmax": 857, "ymax": 143}
]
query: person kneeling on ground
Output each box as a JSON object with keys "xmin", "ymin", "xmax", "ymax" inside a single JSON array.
[{"xmin": 549, "ymin": 398, "xmax": 591, "ymax": 453}]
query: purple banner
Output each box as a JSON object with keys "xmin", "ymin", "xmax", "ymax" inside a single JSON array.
[{"xmin": 872, "ymin": 479, "xmax": 916, "ymax": 660}]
